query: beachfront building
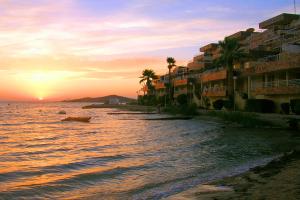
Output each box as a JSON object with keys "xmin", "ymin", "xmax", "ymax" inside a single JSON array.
[
  {"xmin": 198, "ymin": 43, "xmax": 226, "ymax": 108},
  {"xmin": 185, "ymin": 13, "xmax": 300, "ymax": 113},
  {"xmin": 235, "ymin": 13, "xmax": 300, "ymax": 112},
  {"xmin": 172, "ymin": 66, "xmax": 189, "ymax": 99},
  {"xmin": 153, "ymin": 75, "xmax": 168, "ymax": 97},
  {"xmin": 142, "ymin": 13, "xmax": 300, "ymax": 113}
]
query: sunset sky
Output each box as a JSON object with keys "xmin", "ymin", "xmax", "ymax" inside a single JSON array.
[{"xmin": 0, "ymin": 0, "xmax": 298, "ymax": 101}]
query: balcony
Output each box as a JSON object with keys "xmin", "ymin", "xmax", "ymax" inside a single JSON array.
[
  {"xmin": 201, "ymin": 69, "xmax": 227, "ymax": 83},
  {"xmin": 154, "ymin": 82, "xmax": 165, "ymax": 89},
  {"xmin": 174, "ymin": 79, "xmax": 187, "ymax": 87},
  {"xmin": 200, "ymin": 43, "xmax": 218, "ymax": 52},
  {"xmin": 202, "ymin": 86, "xmax": 227, "ymax": 97},
  {"xmin": 242, "ymin": 53, "xmax": 300, "ymax": 76},
  {"xmin": 251, "ymin": 79, "xmax": 300, "ymax": 95},
  {"xmin": 187, "ymin": 61, "xmax": 205, "ymax": 70},
  {"xmin": 174, "ymin": 88, "xmax": 188, "ymax": 97}
]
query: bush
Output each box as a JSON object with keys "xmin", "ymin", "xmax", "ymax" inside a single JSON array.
[
  {"xmin": 157, "ymin": 95, "xmax": 170, "ymax": 106},
  {"xmin": 182, "ymin": 103, "xmax": 198, "ymax": 116},
  {"xmin": 290, "ymin": 99, "xmax": 300, "ymax": 115},
  {"xmin": 207, "ymin": 111, "xmax": 273, "ymax": 128},
  {"xmin": 177, "ymin": 94, "xmax": 188, "ymax": 106},
  {"xmin": 223, "ymin": 99, "xmax": 233, "ymax": 110},
  {"xmin": 213, "ymin": 99, "xmax": 223, "ymax": 110},
  {"xmin": 138, "ymin": 95, "xmax": 157, "ymax": 106},
  {"xmin": 163, "ymin": 103, "xmax": 198, "ymax": 116},
  {"xmin": 281, "ymin": 103, "xmax": 290, "ymax": 114},
  {"xmin": 295, "ymin": 104, "xmax": 300, "ymax": 115},
  {"xmin": 245, "ymin": 99, "xmax": 275, "ymax": 113}
]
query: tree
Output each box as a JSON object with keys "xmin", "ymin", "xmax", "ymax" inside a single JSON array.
[
  {"xmin": 166, "ymin": 57, "xmax": 176, "ymax": 103},
  {"xmin": 218, "ymin": 37, "xmax": 245, "ymax": 99},
  {"xmin": 139, "ymin": 69, "xmax": 157, "ymax": 95}
]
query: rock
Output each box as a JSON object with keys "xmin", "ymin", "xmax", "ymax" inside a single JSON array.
[
  {"xmin": 58, "ymin": 110, "xmax": 66, "ymax": 114},
  {"xmin": 61, "ymin": 117, "xmax": 91, "ymax": 123}
]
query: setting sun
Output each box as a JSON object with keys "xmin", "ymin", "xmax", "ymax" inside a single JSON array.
[{"xmin": 0, "ymin": 1, "xmax": 300, "ymax": 200}]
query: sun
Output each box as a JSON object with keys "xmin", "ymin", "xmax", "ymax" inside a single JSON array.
[{"xmin": 38, "ymin": 97, "xmax": 44, "ymax": 101}]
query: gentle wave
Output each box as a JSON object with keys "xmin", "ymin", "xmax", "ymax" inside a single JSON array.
[{"xmin": 0, "ymin": 102, "xmax": 299, "ymax": 199}]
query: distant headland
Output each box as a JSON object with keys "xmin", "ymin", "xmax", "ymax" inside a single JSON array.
[{"xmin": 62, "ymin": 95, "xmax": 136, "ymax": 104}]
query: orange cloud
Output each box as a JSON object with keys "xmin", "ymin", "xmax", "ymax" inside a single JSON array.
[{"xmin": 0, "ymin": 1, "xmax": 257, "ymax": 101}]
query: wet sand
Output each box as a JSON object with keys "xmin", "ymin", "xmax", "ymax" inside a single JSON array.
[{"xmin": 166, "ymin": 150, "xmax": 300, "ymax": 200}]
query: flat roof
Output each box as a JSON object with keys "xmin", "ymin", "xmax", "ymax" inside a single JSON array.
[
  {"xmin": 200, "ymin": 43, "xmax": 218, "ymax": 52},
  {"xmin": 259, "ymin": 13, "xmax": 300, "ymax": 29}
]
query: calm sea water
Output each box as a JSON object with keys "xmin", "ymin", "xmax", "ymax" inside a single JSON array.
[{"xmin": 0, "ymin": 102, "xmax": 299, "ymax": 199}]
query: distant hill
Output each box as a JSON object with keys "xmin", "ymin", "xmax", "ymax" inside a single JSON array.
[{"xmin": 63, "ymin": 95, "xmax": 136, "ymax": 103}]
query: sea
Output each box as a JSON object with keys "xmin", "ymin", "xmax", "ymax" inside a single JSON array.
[{"xmin": 0, "ymin": 102, "xmax": 299, "ymax": 199}]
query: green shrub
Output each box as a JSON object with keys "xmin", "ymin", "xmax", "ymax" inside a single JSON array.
[
  {"xmin": 177, "ymin": 94, "xmax": 188, "ymax": 106},
  {"xmin": 295, "ymin": 103, "xmax": 300, "ymax": 115},
  {"xmin": 245, "ymin": 99, "xmax": 275, "ymax": 113},
  {"xmin": 163, "ymin": 103, "xmax": 198, "ymax": 116},
  {"xmin": 157, "ymin": 95, "xmax": 170, "ymax": 105},
  {"xmin": 281, "ymin": 103, "xmax": 290, "ymax": 114},
  {"xmin": 207, "ymin": 111, "xmax": 272, "ymax": 127},
  {"xmin": 213, "ymin": 99, "xmax": 223, "ymax": 110},
  {"xmin": 223, "ymin": 99, "xmax": 233, "ymax": 110},
  {"xmin": 138, "ymin": 95, "xmax": 157, "ymax": 106},
  {"xmin": 290, "ymin": 99, "xmax": 300, "ymax": 115},
  {"xmin": 181, "ymin": 103, "xmax": 198, "ymax": 116}
]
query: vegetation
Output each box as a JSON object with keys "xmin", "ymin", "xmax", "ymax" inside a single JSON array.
[
  {"xmin": 157, "ymin": 94, "xmax": 170, "ymax": 106},
  {"xmin": 281, "ymin": 103, "xmax": 290, "ymax": 114},
  {"xmin": 176, "ymin": 94, "xmax": 188, "ymax": 106},
  {"xmin": 218, "ymin": 37, "xmax": 246, "ymax": 99},
  {"xmin": 206, "ymin": 111, "xmax": 273, "ymax": 128},
  {"xmin": 166, "ymin": 57, "xmax": 176, "ymax": 103},
  {"xmin": 139, "ymin": 69, "xmax": 158, "ymax": 95},
  {"xmin": 290, "ymin": 99, "xmax": 300, "ymax": 115},
  {"xmin": 223, "ymin": 99, "xmax": 234, "ymax": 110},
  {"xmin": 213, "ymin": 99, "xmax": 224, "ymax": 110},
  {"xmin": 164, "ymin": 103, "xmax": 198, "ymax": 116},
  {"xmin": 138, "ymin": 95, "xmax": 157, "ymax": 106},
  {"xmin": 245, "ymin": 99, "xmax": 275, "ymax": 113}
]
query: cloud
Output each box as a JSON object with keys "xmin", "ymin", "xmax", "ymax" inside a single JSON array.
[{"xmin": 0, "ymin": 0, "xmax": 253, "ymax": 61}]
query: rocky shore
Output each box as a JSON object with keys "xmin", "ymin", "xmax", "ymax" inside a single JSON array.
[{"xmin": 166, "ymin": 150, "xmax": 300, "ymax": 200}]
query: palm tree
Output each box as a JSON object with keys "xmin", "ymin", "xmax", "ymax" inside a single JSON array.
[
  {"xmin": 166, "ymin": 57, "xmax": 176, "ymax": 103},
  {"xmin": 139, "ymin": 69, "xmax": 157, "ymax": 95},
  {"xmin": 218, "ymin": 37, "xmax": 245, "ymax": 100}
]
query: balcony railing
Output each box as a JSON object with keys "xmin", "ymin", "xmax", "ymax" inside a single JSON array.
[
  {"xmin": 174, "ymin": 88, "xmax": 188, "ymax": 97},
  {"xmin": 201, "ymin": 69, "xmax": 227, "ymax": 83},
  {"xmin": 202, "ymin": 86, "xmax": 227, "ymax": 97},
  {"xmin": 173, "ymin": 79, "xmax": 187, "ymax": 87},
  {"xmin": 154, "ymin": 82, "xmax": 165, "ymax": 89},
  {"xmin": 251, "ymin": 79, "xmax": 300, "ymax": 95},
  {"xmin": 242, "ymin": 54, "xmax": 300, "ymax": 76}
]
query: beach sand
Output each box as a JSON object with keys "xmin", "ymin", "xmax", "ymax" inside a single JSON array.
[{"xmin": 166, "ymin": 150, "xmax": 300, "ymax": 200}]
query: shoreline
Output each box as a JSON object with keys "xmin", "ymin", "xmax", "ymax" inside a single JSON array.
[
  {"xmin": 82, "ymin": 103, "xmax": 299, "ymax": 129},
  {"xmin": 165, "ymin": 150, "xmax": 300, "ymax": 200},
  {"xmin": 82, "ymin": 103, "xmax": 300, "ymax": 199}
]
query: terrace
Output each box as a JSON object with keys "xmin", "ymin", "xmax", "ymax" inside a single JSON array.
[
  {"xmin": 242, "ymin": 53, "xmax": 300, "ymax": 76},
  {"xmin": 202, "ymin": 86, "xmax": 227, "ymax": 97},
  {"xmin": 201, "ymin": 69, "xmax": 227, "ymax": 83},
  {"xmin": 251, "ymin": 79, "xmax": 300, "ymax": 95}
]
